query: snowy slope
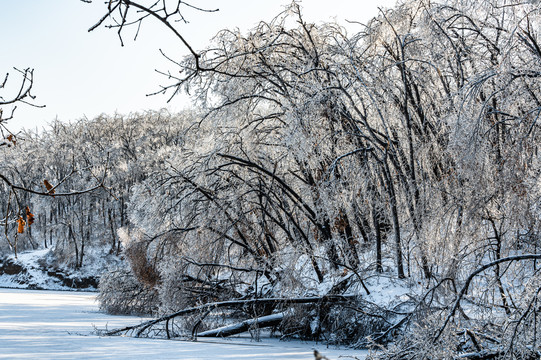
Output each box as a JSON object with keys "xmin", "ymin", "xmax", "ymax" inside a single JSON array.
[{"xmin": 0, "ymin": 249, "xmax": 100, "ymax": 291}]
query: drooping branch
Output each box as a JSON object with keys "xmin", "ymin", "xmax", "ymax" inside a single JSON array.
[
  {"xmin": 0, "ymin": 158, "xmax": 110, "ymax": 198},
  {"xmin": 216, "ymin": 154, "xmax": 320, "ymax": 227}
]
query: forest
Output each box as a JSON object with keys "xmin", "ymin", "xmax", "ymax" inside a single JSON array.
[{"xmin": 1, "ymin": 0, "xmax": 541, "ymax": 358}]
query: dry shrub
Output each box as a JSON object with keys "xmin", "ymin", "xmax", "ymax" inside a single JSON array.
[
  {"xmin": 98, "ymin": 268, "xmax": 159, "ymax": 315},
  {"xmin": 119, "ymin": 228, "xmax": 160, "ymax": 288},
  {"xmin": 124, "ymin": 240, "xmax": 160, "ymax": 288}
]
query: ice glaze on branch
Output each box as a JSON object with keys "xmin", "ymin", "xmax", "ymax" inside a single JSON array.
[{"xmin": 434, "ymin": 254, "xmax": 541, "ymax": 343}]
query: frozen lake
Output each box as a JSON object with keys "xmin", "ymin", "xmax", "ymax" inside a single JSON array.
[{"xmin": 0, "ymin": 288, "xmax": 367, "ymax": 359}]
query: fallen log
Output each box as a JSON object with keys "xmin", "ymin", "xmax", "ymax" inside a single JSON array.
[
  {"xmin": 457, "ymin": 350, "xmax": 502, "ymax": 360},
  {"xmin": 104, "ymin": 294, "xmax": 358, "ymax": 337},
  {"xmin": 197, "ymin": 311, "xmax": 286, "ymax": 337}
]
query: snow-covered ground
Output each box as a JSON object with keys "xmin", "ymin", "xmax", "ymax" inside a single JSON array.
[
  {"xmin": 0, "ymin": 288, "xmax": 369, "ymax": 359},
  {"xmin": 0, "ymin": 249, "xmax": 99, "ymax": 291}
]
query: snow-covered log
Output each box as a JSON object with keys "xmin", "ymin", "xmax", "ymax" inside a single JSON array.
[
  {"xmin": 197, "ymin": 312, "xmax": 286, "ymax": 337},
  {"xmin": 457, "ymin": 350, "xmax": 502, "ymax": 360}
]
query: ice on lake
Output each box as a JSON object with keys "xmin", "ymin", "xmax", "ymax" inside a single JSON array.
[{"xmin": 0, "ymin": 288, "xmax": 367, "ymax": 359}]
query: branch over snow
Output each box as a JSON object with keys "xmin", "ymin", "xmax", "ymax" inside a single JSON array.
[
  {"xmin": 105, "ymin": 294, "xmax": 358, "ymax": 337},
  {"xmin": 434, "ymin": 254, "xmax": 541, "ymax": 342}
]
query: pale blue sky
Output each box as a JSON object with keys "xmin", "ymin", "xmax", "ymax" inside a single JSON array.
[{"xmin": 1, "ymin": 1, "xmax": 396, "ymax": 132}]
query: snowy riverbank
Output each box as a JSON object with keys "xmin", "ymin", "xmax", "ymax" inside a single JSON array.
[
  {"xmin": 0, "ymin": 288, "xmax": 369, "ymax": 359},
  {"xmin": 0, "ymin": 249, "xmax": 99, "ymax": 291}
]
